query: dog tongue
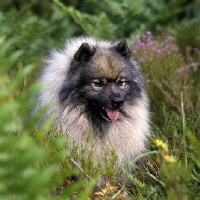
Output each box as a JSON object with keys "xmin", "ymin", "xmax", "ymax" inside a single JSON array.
[{"xmin": 105, "ymin": 109, "xmax": 119, "ymax": 120}]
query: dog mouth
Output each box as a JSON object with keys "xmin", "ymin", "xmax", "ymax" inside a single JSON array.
[
  {"xmin": 103, "ymin": 108, "xmax": 119, "ymax": 121},
  {"xmin": 93, "ymin": 103, "xmax": 120, "ymax": 121}
]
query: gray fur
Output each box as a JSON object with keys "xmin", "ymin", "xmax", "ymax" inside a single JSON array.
[{"xmin": 35, "ymin": 36, "xmax": 150, "ymax": 166}]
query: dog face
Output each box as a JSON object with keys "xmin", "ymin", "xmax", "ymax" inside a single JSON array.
[{"xmin": 59, "ymin": 40, "xmax": 144, "ymax": 121}]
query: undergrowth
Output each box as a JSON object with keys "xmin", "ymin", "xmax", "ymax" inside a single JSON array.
[{"xmin": 0, "ymin": 0, "xmax": 200, "ymax": 199}]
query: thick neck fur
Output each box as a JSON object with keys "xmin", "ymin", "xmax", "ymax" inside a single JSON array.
[{"xmin": 54, "ymin": 92, "xmax": 149, "ymax": 165}]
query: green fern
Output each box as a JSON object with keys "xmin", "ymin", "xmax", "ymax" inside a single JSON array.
[
  {"xmin": 0, "ymin": 38, "xmax": 94, "ymax": 199},
  {"xmin": 53, "ymin": 0, "xmax": 116, "ymax": 40}
]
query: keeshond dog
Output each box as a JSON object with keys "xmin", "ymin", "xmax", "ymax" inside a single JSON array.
[{"xmin": 36, "ymin": 36, "xmax": 150, "ymax": 171}]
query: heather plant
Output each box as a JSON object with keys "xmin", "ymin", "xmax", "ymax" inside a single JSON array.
[
  {"xmin": 132, "ymin": 32, "xmax": 180, "ymax": 63},
  {"xmin": 131, "ymin": 31, "xmax": 200, "ymax": 161},
  {"xmin": 132, "ymin": 31, "xmax": 200, "ymax": 120},
  {"xmin": 128, "ymin": 31, "xmax": 200, "ymax": 199}
]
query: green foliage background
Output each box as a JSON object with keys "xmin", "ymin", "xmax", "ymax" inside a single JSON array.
[{"xmin": 0, "ymin": 0, "xmax": 200, "ymax": 199}]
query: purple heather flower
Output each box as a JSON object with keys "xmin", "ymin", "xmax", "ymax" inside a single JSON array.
[
  {"xmin": 156, "ymin": 49, "xmax": 162, "ymax": 54},
  {"xmin": 147, "ymin": 41, "xmax": 154, "ymax": 46},
  {"xmin": 146, "ymin": 31, "xmax": 152, "ymax": 36},
  {"xmin": 139, "ymin": 58, "xmax": 145, "ymax": 62},
  {"xmin": 167, "ymin": 36, "xmax": 176, "ymax": 41},
  {"xmin": 172, "ymin": 45, "xmax": 179, "ymax": 52},
  {"xmin": 136, "ymin": 35, "xmax": 140, "ymax": 40},
  {"xmin": 140, "ymin": 42, "xmax": 145, "ymax": 47},
  {"xmin": 132, "ymin": 50, "xmax": 137, "ymax": 54}
]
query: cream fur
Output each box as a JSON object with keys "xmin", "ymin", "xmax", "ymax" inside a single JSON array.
[{"xmin": 36, "ymin": 37, "xmax": 150, "ymax": 166}]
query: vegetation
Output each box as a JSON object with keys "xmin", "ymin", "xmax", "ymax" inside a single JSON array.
[{"xmin": 0, "ymin": 0, "xmax": 200, "ymax": 199}]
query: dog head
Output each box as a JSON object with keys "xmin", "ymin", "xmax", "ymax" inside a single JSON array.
[{"xmin": 59, "ymin": 39, "xmax": 144, "ymax": 121}]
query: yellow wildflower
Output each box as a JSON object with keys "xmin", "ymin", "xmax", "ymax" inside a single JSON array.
[
  {"xmin": 155, "ymin": 139, "xmax": 168, "ymax": 152},
  {"xmin": 155, "ymin": 139, "xmax": 163, "ymax": 146},
  {"xmin": 164, "ymin": 155, "xmax": 176, "ymax": 163}
]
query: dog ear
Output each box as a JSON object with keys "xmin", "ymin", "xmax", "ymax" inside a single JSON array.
[
  {"xmin": 113, "ymin": 39, "xmax": 130, "ymax": 59},
  {"xmin": 74, "ymin": 43, "xmax": 95, "ymax": 63}
]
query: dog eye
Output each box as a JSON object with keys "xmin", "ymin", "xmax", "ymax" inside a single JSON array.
[
  {"xmin": 92, "ymin": 81, "xmax": 104, "ymax": 88},
  {"xmin": 117, "ymin": 80, "xmax": 125, "ymax": 87}
]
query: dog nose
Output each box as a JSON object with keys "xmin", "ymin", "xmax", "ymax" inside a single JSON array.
[{"xmin": 112, "ymin": 99, "xmax": 124, "ymax": 109}]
